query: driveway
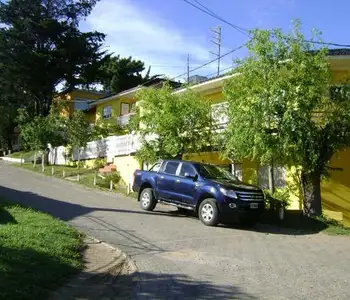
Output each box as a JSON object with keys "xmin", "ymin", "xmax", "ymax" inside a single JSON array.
[{"xmin": 1, "ymin": 162, "xmax": 350, "ymax": 300}]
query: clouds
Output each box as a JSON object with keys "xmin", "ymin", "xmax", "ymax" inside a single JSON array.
[{"xmin": 82, "ymin": 0, "xmax": 226, "ymax": 79}]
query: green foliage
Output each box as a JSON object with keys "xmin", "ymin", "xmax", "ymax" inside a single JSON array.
[
  {"xmin": 93, "ymin": 158, "xmax": 107, "ymax": 169},
  {"xmin": 16, "ymin": 107, "xmax": 66, "ymax": 152},
  {"xmin": 130, "ymin": 84, "xmax": 214, "ymax": 163},
  {"xmin": 66, "ymin": 110, "xmax": 92, "ymax": 166},
  {"xmin": 264, "ymin": 188, "xmax": 291, "ymax": 210},
  {"xmin": 222, "ymin": 20, "xmax": 350, "ymax": 215},
  {"xmin": 0, "ymin": 0, "xmax": 105, "ymax": 116},
  {"xmin": 98, "ymin": 55, "xmax": 159, "ymax": 94},
  {"xmin": 100, "ymin": 172, "xmax": 122, "ymax": 188}
]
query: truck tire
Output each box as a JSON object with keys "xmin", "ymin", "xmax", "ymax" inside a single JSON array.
[
  {"xmin": 198, "ymin": 198, "xmax": 219, "ymax": 226},
  {"xmin": 139, "ymin": 188, "xmax": 157, "ymax": 211}
]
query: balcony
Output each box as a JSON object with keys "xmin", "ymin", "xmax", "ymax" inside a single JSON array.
[{"xmin": 116, "ymin": 113, "xmax": 135, "ymax": 127}]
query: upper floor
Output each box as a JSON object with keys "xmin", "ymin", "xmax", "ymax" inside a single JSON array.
[
  {"xmin": 81, "ymin": 48, "xmax": 350, "ymax": 133},
  {"xmin": 55, "ymin": 89, "xmax": 105, "ymax": 123}
]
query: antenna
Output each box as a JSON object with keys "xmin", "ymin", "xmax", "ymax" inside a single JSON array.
[{"xmin": 210, "ymin": 26, "xmax": 222, "ymax": 76}]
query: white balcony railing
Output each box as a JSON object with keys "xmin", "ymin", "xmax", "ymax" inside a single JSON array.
[{"xmin": 116, "ymin": 113, "xmax": 135, "ymax": 127}]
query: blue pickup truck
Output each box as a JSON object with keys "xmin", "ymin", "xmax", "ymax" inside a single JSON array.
[{"xmin": 132, "ymin": 160, "xmax": 265, "ymax": 226}]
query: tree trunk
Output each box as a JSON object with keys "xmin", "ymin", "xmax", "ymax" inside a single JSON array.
[
  {"xmin": 77, "ymin": 151, "xmax": 80, "ymax": 169},
  {"xmin": 268, "ymin": 163, "xmax": 275, "ymax": 194},
  {"xmin": 33, "ymin": 151, "xmax": 37, "ymax": 168},
  {"xmin": 301, "ymin": 170, "xmax": 322, "ymax": 217}
]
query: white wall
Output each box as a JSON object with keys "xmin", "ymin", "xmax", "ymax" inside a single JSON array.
[{"xmin": 48, "ymin": 134, "xmax": 141, "ymax": 165}]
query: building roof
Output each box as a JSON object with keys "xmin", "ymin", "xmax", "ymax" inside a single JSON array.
[{"xmin": 327, "ymin": 48, "xmax": 350, "ymax": 56}]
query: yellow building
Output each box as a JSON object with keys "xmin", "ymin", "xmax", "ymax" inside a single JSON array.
[
  {"xmin": 54, "ymin": 89, "xmax": 104, "ymax": 123},
  {"xmin": 84, "ymin": 49, "xmax": 350, "ymax": 226},
  {"xmin": 89, "ymin": 87, "xmax": 139, "ymax": 132}
]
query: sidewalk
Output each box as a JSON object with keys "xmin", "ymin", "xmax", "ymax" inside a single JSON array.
[{"xmin": 50, "ymin": 237, "xmax": 137, "ymax": 300}]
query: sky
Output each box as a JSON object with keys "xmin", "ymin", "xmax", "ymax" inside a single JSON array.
[{"xmin": 81, "ymin": 0, "xmax": 350, "ymax": 81}]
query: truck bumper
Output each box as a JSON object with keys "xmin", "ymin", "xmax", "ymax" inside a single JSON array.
[{"xmin": 217, "ymin": 200, "xmax": 265, "ymax": 223}]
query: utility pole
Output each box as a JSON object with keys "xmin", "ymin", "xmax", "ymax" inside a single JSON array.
[
  {"xmin": 210, "ymin": 26, "xmax": 222, "ymax": 76},
  {"xmin": 187, "ymin": 54, "xmax": 190, "ymax": 83}
]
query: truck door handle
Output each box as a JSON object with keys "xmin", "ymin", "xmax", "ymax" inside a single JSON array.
[{"xmin": 176, "ymin": 179, "xmax": 180, "ymax": 183}]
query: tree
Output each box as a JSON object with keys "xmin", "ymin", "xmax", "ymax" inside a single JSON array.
[
  {"xmin": 0, "ymin": 0, "xmax": 105, "ymax": 116},
  {"xmin": 17, "ymin": 107, "xmax": 65, "ymax": 166},
  {"xmin": 98, "ymin": 55, "xmax": 158, "ymax": 94},
  {"xmin": 130, "ymin": 84, "xmax": 214, "ymax": 163},
  {"xmin": 222, "ymin": 21, "xmax": 350, "ymax": 216},
  {"xmin": 66, "ymin": 110, "xmax": 92, "ymax": 168}
]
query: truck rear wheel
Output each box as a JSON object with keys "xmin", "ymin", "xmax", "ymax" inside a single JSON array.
[
  {"xmin": 198, "ymin": 198, "xmax": 219, "ymax": 226},
  {"xmin": 140, "ymin": 188, "xmax": 157, "ymax": 211}
]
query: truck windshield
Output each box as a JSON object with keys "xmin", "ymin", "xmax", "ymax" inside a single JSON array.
[{"xmin": 197, "ymin": 164, "xmax": 239, "ymax": 181}]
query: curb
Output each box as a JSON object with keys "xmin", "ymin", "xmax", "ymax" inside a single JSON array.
[{"xmin": 87, "ymin": 235, "xmax": 138, "ymax": 273}]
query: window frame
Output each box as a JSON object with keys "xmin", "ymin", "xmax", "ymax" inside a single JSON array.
[
  {"xmin": 178, "ymin": 162, "xmax": 197, "ymax": 178},
  {"xmin": 161, "ymin": 161, "xmax": 181, "ymax": 176},
  {"xmin": 120, "ymin": 102, "xmax": 130, "ymax": 116},
  {"xmin": 102, "ymin": 105, "xmax": 112, "ymax": 119}
]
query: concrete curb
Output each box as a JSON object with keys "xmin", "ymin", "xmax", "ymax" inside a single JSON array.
[{"xmin": 87, "ymin": 235, "xmax": 138, "ymax": 273}]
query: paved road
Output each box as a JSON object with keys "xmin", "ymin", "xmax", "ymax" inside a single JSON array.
[{"xmin": 1, "ymin": 162, "xmax": 350, "ymax": 299}]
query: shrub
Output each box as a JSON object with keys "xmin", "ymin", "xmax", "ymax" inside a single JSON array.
[
  {"xmin": 264, "ymin": 187, "xmax": 291, "ymax": 210},
  {"xmin": 93, "ymin": 158, "xmax": 107, "ymax": 169},
  {"xmin": 99, "ymin": 172, "xmax": 122, "ymax": 188}
]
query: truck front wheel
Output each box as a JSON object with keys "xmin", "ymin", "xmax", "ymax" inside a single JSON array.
[
  {"xmin": 140, "ymin": 188, "xmax": 157, "ymax": 211},
  {"xmin": 198, "ymin": 198, "xmax": 219, "ymax": 226}
]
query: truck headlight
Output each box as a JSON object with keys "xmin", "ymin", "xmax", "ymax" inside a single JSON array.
[{"xmin": 220, "ymin": 188, "xmax": 238, "ymax": 199}]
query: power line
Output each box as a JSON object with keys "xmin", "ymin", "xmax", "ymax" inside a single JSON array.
[
  {"xmin": 140, "ymin": 43, "xmax": 247, "ymax": 88},
  {"xmin": 182, "ymin": 0, "xmax": 249, "ymax": 37},
  {"xmin": 183, "ymin": 0, "xmax": 350, "ymax": 48}
]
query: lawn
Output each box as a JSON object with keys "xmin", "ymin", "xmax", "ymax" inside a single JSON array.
[
  {"xmin": 7, "ymin": 150, "xmax": 36, "ymax": 159},
  {"xmin": 14, "ymin": 163, "xmax": 138, "ymax": 198},
  {"xmin": 0, "ymin": 198, "xmax": 84, "ymax": 300}
]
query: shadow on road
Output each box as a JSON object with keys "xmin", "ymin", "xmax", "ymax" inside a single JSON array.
[
  {"xmin": 0, "ymin": 242, "xmax": 257, "ymax": 300},
  {"xmin": 0, "ymin": 184, "xmax": 327, "ymax": 236}
]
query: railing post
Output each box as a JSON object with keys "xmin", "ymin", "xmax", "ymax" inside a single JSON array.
[
  {"xmin": 109, "ymin": 180, "xmax": 113, "ymax": 191},
  {"xmin": 51, "ymin": 166, "xmax": 54, "ymax": 176},
  {"xmin": 93, "ymin": 172, "xmax": 97, "ymax": 186},
  {"xmin": 62, "ymin": 169, "xmax": 65, "ymax": 178}
]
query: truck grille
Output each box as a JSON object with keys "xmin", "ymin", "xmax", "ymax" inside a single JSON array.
[{"xmin": 236, "ymin": 190, "xmax": 264, "ymax": 202}]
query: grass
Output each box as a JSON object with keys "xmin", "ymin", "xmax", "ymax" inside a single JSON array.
[
  {"xmin": 7, "ymin": 150, "xmax": 36, "ymax": 159},
  {"xmin": 260, "ymin": 210, "xmax": 350, "ymax": 236},
  {"xmin": 14, "ymin": 163, "xmax": 137, "ymax": 198},
  {"xmin": 0, "ymin": 198, "xmax": 84, "ymax": 300}
]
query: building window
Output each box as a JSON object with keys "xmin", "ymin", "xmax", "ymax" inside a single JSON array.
[
  {"xmin": 73, "ymin": 100, "xmax": 89, "ymax": 111},
  {"xmin": 258, "ymin": 165, "xmax": 286, "ymax": 189},
  {"xmin": 103, "ymin": 105, "xmax": 112, "ymax": 119},
  {"xmin": 121, "ymin": 102, "xmax": 130, "ymax": 115}
]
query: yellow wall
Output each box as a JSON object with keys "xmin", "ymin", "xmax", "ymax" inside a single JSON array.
[
  {"xmin": 96, "ymin": 96, "xmax": 136, "ymax": 124},
  {"xmin": 321, "ymin": 148, "xmax": 350, "ymax": 227},
  {"xmin": 55, "ymin": 90, "xmax": 102, "ymax": 120},
  {"xmin": 113, "ymin": 155, "xmax": 140, "ymax": 186}
]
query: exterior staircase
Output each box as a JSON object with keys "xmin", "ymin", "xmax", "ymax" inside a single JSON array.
[{"xmin": 99, "ymin": 164, "xmax": 116, "ymax": 175}]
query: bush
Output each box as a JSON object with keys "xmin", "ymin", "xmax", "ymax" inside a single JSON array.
[
  {"xmin": 264, "ymin": 188, "xmax": 290, "ymax": 210},
  {"xmin": 99, "ymin": 172, "xmax": 121, "ymax": 188},
  {"xmin": 93, "ymin": 158, "xmax": 107, "ymax": 169}
]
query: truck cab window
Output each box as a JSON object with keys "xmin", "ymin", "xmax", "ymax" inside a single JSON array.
[
  {"xmin": 179, "ymin": 163, "xmax": 196, "ymax": 177},
  {"xmin": 149, "ymin": 163, "xmax": 161, "ymax": 172},
  {"xmin": 163, "ymin": 162, "xmax": 180, "ymax": 175}
]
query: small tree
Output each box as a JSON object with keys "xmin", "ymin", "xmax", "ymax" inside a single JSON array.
[
  {"xmin": 17, "ymin": 108, "xmax": 65, "ymax": 166},
  {"xmin": 66, "ymin": 110, "xmax": 92, "ymax": 168},
  {"xmin": 130, "ymin": 84, "xmax": 214, "ymax": 163},
  {"xmin": 223, "ymin": 21, "xmax": 350, "ymax": 216}
]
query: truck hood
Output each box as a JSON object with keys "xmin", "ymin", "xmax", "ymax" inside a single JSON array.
[{"xmin": 208, "ymin": 179, "xmax": 261, "ymax": 192}]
